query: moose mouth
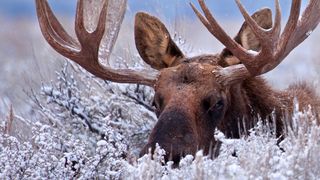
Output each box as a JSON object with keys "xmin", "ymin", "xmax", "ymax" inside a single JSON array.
[
  {"xmin": 139, "ymin": 109, "xmax": 199, "ymax": 164},
  {"xmin": 139, "ymin": 144, "xmax": 192, "ymax": 165},
  {"xmin": 139, "ymin": 140, "xmax": 222, "ymax": 166}
]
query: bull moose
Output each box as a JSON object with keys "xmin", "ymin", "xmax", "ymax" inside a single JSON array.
[{"xmin": 35, "ymin": 0, "xmax": 320, "ymax": 164}]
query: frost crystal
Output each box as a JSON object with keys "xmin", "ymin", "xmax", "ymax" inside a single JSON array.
[{"xmin": 306, "ymin": 30, "xmax": 313, "ymax": 36}]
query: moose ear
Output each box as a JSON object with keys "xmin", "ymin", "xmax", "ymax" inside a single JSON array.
[
  {"xmin": 236, "ymin": 8, "xmax": 273, "ymax": 51},
  {"xmin": 221, "ymin": 8, "xmax": 273, "ymax": 66},
  {"xmin": 134, "ymin": 12, "xmax": 184, "ymax": 70}
]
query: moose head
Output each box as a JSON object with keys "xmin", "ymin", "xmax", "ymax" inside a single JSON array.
[{"xmin": 36, "ymin": 0, "xmax": 320, "ymax": 164}]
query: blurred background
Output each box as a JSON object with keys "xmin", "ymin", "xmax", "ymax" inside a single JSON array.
[{"xmin": 0, "ymin": 0, "xmax": 319, "ymax": 116}]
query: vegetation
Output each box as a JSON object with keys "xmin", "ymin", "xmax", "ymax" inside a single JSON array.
[
  {"xmin": 0, "ymin": 57, "xmax": 319, "ymax": 179},
  {"xmin": 1, "ymin": 1, "xmax": 320, "ymax": 178}
]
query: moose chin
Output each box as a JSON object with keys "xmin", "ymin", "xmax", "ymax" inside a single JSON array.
[{"xmin": 36, "ymin": 0, "xmax": 320, "ymax": 165}]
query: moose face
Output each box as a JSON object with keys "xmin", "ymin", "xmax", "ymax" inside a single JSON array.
[
  {"xmin": 140, "ymin": 59, "xmax": 230, "ymax": 162},
  {"xmin": 135, "ymin": 9, "xmax": 273, "ymax": 162}
]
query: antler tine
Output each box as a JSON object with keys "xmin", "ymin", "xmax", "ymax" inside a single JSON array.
[
  {"xmin": 190, "ymin": 0, "xmax": 252, "ymax": 61},
  {"xmin": 233, "ymin": 0, "xmax": 283, "ymax": 74},
  {"xmin": 278, "ymin": 0, "xmax": 301, "ymax": 57},
  {"xmin": 36, "ymin": 0, "xmax": 80, "ymax": 59},
  {"xmin": 37, "ymin": 0, "xmax": 79, "ymax": 48},
  {"xmin": 74, "ymin": 0, "xmax": 88, "ymax": 44},
  {"xmin": 36, "ymin": 0, "xmax": 158, "ymax": 86},
  {"xmin": 271, "ymin": 0, "xmax": 281, "ymax": 39},
  {"xmin": 93, "ymin": 0, "xmax": 108, "ymax": 40},
  {"xmin": 235, "ymin": 0, "xmax": 271, "ymax": 40},
  {"xmin": 283, "ymin": 0, "xmax": 320, "ymax": 56},
  {"xmin": 74, "ymin": 0, "xmax": 107, "ymax": 58},
  {"xmin": 235, "ymin": 0, "xmax": 282, "ymax": 51},
  {"xmin": 74, "ymin": 0, "xmax": 108, "ymax": 47},
  {"xmin": 191, "ymin": 0, "xmax": 281, "ymax": 75},
  {"xmin": 193, "ymin": 0, "xmax": 320, "ymax": 82}
]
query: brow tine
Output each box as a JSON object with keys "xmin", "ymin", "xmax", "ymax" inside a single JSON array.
[
  {"xmin": 93, "ymin": 0, "xmax": 108, "ymax": 40},
  {"xmin": 36, "ymin": 0, "xmax": 79, "ymax": 59}
]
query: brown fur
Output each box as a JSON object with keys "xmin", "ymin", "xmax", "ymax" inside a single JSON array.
[
  {"xmin": 135, "ymin": 10, "xmax": 320, "ymax": 163},
  {"xmin": 135, "ymin": 12, "xmax": 184, "ymax": 69}
]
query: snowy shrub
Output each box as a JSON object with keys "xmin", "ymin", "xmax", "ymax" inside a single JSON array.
[
  {"xmin": 0, "ymin": 60, "xmax": 156, "ymax": 179},
  {"xmin": 1, "ymin": 61, "xmax": 320, "ymax": 179},
  {"xmin": 122, "ymin": 108, "xmax": 320, "ymax": 180}
]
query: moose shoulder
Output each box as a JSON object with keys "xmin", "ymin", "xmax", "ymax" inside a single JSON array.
[{"xmin": 36, "ymin": 0, "xmax": 320, "ymax": 164}]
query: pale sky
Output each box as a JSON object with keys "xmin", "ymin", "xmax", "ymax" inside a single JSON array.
[{"xmin": 0, "ymin": 0, "xmax": 307, "ymax": 20}]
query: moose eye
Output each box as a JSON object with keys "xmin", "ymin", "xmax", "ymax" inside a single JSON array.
[
  {"xmin": 202, "ymin": 97, "xmax": 225, "ymax": 120},
  {"xmin": 202, "ymin": 97, "xmax": 224, "ymax": 110},
  {"xmin": 213, "ymin": 100, "xmax": 224, "ymax": 110},
  {"xmin": 210, "ymin": 99, "xmax": 224, "ymax": 119}
]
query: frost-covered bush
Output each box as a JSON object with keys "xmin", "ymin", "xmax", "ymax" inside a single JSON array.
[
  {"xmin": 1, "ymin": 60, "xmax": 320, "ymax": 179},
  {"xmin": 0, "ymin": 61, "xmax": 156, "ymax": 179},
  {"xmin": 123, "ymin": 108, "xmax": 320, "ymax": 180}
]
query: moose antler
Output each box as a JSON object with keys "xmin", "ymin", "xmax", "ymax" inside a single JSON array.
[
  {"xmin": 191, "ymin": 0, "xmax": 320, "ymax": 83},
  {"xmin": 35, "ymin": 0, "xmax": 158, "ymax": 86}
]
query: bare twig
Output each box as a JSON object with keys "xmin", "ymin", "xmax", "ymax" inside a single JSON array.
[{"xmin": 5, "ymin": 105, "xmax": 14, "ymax": 135}]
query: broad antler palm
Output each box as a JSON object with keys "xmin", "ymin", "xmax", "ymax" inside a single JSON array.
[
  {"xmin": 191, "ymin": 0, "xmax": 320, "ymax": 84},
  {"xmin": 35, "ymin": 0, "xmax": 158, "ymax": 86}
]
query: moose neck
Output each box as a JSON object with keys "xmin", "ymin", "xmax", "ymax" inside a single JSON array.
[{"xmin": 219, "ymin": 76, "xmax": 292, "ymax": 138}]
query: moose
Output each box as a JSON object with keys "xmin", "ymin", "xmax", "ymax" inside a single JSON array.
[{"xmin": 36, "ymin": 0, "xmax": 320, "ymax": 164}]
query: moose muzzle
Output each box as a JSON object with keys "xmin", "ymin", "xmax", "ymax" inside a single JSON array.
[{"xmin": 140, "ymin": 108, "xmax": 198, "ymax": 164}]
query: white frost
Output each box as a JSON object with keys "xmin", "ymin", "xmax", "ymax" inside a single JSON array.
[
  {"xmin": 248, "ymin": 49, "xmax": 259, "ymax": 55},
  {"xmin": 306, "ymin": 30, "xmax": 313, "ymax": 36},
  {"xmin": 97, "ymin": 140, "xmax": 108, "ymax": 146}
]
